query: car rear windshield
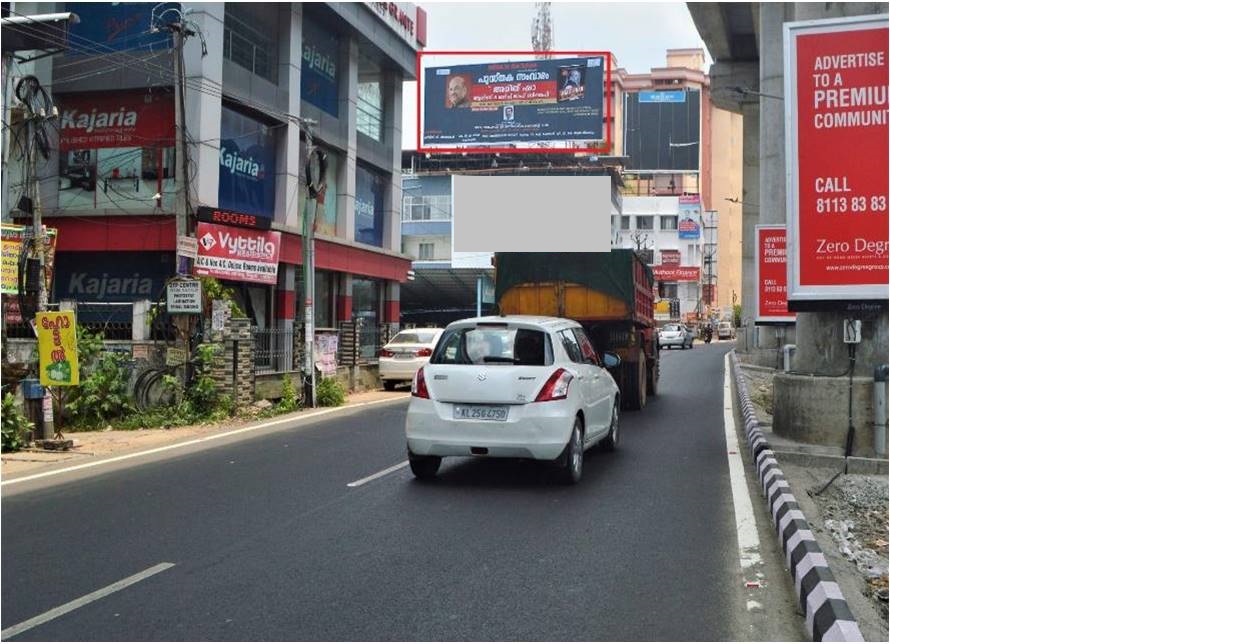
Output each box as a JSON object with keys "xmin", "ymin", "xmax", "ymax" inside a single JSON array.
[
  {"xmin": 391, "ymin": 330, "xmax": 437, "ymax": 344},
  {"xmin": 663, "ymin": 324, "xmax": 682, "ymax": 331},
  {"xmin": 431, "ymin": 327, "xmax": 552, "ymax": 366}
]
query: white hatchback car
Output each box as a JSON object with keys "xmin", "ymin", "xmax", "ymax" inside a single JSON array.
[
  {"xmin": 379, "ymin": 328, "xmax": 443, "ymax": 390},
  {"xmin": 405, "ymin": 316, "xmax": 622, "ymax": 484}
]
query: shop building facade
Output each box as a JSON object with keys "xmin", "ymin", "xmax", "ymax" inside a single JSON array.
[{"xmin": 9, "ymin": 1, "xmax": 424, "ymax": 368}]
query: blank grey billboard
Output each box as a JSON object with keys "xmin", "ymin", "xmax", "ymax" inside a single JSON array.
[{"xmin": 452, "ymin": 176, "xmax": 609, "ymax": 253}]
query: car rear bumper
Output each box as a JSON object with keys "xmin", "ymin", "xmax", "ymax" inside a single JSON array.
[
  {"xmin": 379, "ymin": 357, "xmax": 429, "ymax": 381},
  {"xmin": 659, "ymin": 336, "xmax": 688, "ymax": 346},
  {"xmin": 405, "ymin": 397, "xmax": 574, "ymax": 460}
]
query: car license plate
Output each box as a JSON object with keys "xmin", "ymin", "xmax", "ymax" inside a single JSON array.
[
  {"xmin": 453, "ymin": 405, "xmax": 508, "ymax": 421},
  {"xmin": 393, "ymin": 351, "xmax": 413, "ymax": 358}
]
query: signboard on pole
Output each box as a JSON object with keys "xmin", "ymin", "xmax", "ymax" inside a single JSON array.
[
  {"xmin": 193, "ymin": 222, "xmax": 281, "ymax": 285},
  {"xmin": 677, "ymin": 195, "xmax": 702, "ymax": 240},
  {"xmin": 1, "ymin": 224, "xmax": 26, "ymax": 295},
  {"xmin": 785, "ymin": 14, "xmax": 889, "ymax": 302},
  {"xmin": 421, "ymin": 56, "xmax": 607, "ymax": 147},
  {"xmin": 756, "ymin": 225, "xmax": 796, "ymax": 323},
  {"xmin": 35, "ymin": 311, "xmax": 79, "ymax": 386},
  {"xmin": 167, "ymin": 279, "xmax": 203, "ymax": 314},
  {"xmin": 176, "ymin": 235, "xmax": 198, "ymax": 259}
]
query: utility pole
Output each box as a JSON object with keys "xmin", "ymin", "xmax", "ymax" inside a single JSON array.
[
  {"xmin": 167, "ymin": 16, "xmax": 196, "ymax": 274},
  {"xmin": 300, "ymin": 120, "xmax": 325, "ymax": 408}
]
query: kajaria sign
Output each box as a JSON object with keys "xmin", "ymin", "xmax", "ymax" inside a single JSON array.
[
  {"xmin": 193, "ymin": 222, "xmax": 281, "ymax": 285},
  {"xmin": 785, "ymin": 14, "xmax": 888, "ymax": 302}
]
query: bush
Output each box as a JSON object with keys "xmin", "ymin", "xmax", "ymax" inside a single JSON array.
[
  {"xmin": 316, "ymin": 376, "xmax": 345, "ymax": 407},
  {"xmin": 275, "ymin": 374, "xmax": 300, "ymax": 413},
  {"xmin": 64, "ymin": 351, "xmax": 134, "ymax": 429},
  {"xmin": 733, "ymin": 304, "xmax": 743, "ymax": 328},
  {"xmin": 2, "ymin": 393, "xmax": 33, "ymax": 452}
]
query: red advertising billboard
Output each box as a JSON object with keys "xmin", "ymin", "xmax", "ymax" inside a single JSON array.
[
  {"xmin": 659, "ymin": 249, "xmax": 680, "ymax": 266},
  {"xmin": 756, "ymin": 225, "xmax": 795, "ymax": 323},
  {"xmin": 57, "ymin": 89, "xmax": 174, "ymax": 151},
  {"xmin": 193, "ymin": 222, "xmax": 281, "ymax": 285},
  {"xmin": 653, "ymin": 266, "xmax": 700, "ymax": 282},
  {"xmin": 785, "ymin": 15, "xmax": 888, "ymax": 301}
]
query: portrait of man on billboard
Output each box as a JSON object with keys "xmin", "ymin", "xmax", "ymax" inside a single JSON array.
[
  {"xmin": 558, "ymin": 65, "xmax": 586, "ymax": 102},
  {"xmin": 445, "ymin": 74, "xmax": 472, "ymax": 109},
  {"xmin": 503, "ymin": 105, "xmax": 515, "ymax": 121}
]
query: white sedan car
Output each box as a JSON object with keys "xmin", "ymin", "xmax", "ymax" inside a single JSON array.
[
  {"xmin": 405, "ymin": 315, "xmax": 621, "ymax": 484},
  {"xmin": 378, "ymin": 328, "xmax": 443, "ymax": 390}
]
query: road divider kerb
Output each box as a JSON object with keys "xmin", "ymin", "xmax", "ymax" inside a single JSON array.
[
  {"xmin": 1, "ymin": 397, "xmax": 408, "ymax": 488},
  {"xmin": 730, "ymin": 353, "xmax": 864, "ymax": 642}
]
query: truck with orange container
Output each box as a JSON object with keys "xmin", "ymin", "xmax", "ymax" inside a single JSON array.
[{"xmin": 494, "ymin": 250, "xmax": 659, "ymax": 410}]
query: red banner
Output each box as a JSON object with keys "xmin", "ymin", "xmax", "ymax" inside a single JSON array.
[
  {"xmin": 789, "ymin": 20, "xmax": 888, "ymax": 299},
  {"xmin": 757, "ymin": 225, "xmax": 795, "ymax": 322},
  {"xmin": 193, "ymin": 222, "xmax": 281, "ymax": 285},
  {"xmin": 57, "ymin": 89, "xmax": 175, "ymax": 151},
  {"xmin": 653, "ymin": 265, "xmax": 700, "ymax": 282}
]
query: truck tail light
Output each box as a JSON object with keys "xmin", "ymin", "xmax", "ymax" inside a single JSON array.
[
  {"xmin": 412, "ymin": 366, "xmax": 430, "ymax": 399},
  {"xmin": 535, "ymin": 368, "xmax": 574, "ymax": 402}
]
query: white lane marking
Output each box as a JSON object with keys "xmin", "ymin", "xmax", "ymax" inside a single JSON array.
[
  {"xmin": 0, "ymin": 562, "xmax": 175, "ymax": 640},
  {"xmin": 1, "ymin": 398, "xmax": 407, "ymax": 487},
  {"xmin": 346, "ymin": 461, "xmax": 408, "ymax": 487},
  {"xmin": 724, "ymin": 353, "xmax": 765, "ymax": 608}
]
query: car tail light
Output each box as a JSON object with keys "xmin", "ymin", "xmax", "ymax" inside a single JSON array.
[
  {"xmin": 379, "ymin": 348, "xmax": 394, "ymax": 358},
  {"xmin": 535, "ymin": 368, "xmax": 574, "ymax": 402},
  {"xmin": 412, "ymin": 366, "xmax": 430, "ymax": 399},
  {"xmin": 416, "ymin": 347, "xmax": 432, "ymax": 357}
]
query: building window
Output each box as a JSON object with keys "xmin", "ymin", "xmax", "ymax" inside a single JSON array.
[
  {"xmin": 301, "ymin": 17, "xmax": 340, "ymax": 117},
  {"xmin": 660, "ymin": 215, "xmax": 678, "ymax": 230},
  {"xmin": 401, "ymin": 195, "xmax": 451, "ymax": 222},
  {"xmin": 224, "ymin": 3, "xmax": 279, "ymax": 83},
  {"xmin": 619, "ymin": 216, "xmax": 631, "ymax": 230},
  {"xmin": 355, "ymin": 163, "xmax": 387, "ymax": 247},
  {"xmin": 219, "ymin": 105, "xmax": 278, "ymax": 219},
  {"xmin": 418, "ymin": 243, "xmax": 435, "ymax": 260},
  {"xmin": 357, "ymin": 55, "xmax": 384, "ymax": 142},
  {"xmin": 636, "ymin": 216, "xmax": 654, "ymax": 230},
  {"xmin": 299, "ymin": 145, "xmax": 340, "ymax": 235}
]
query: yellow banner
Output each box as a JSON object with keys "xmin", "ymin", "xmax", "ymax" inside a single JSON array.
[
  {"xmin": 1, "ymin": 224, "xmax": 58, "ymax": 296},
  {"xmin": 1, "ymin": 224, "xmax": 22, "ymax": 295},
  {"xmin": 36, "ymin": 311, "xmax": 80, "ymax": 386}
]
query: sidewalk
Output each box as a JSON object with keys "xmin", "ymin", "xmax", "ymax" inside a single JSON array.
[{"xmin": 1, "ymin": 390, "xmax": 409, "ymax": 481}]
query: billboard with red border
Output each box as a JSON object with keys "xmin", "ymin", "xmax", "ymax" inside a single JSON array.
[
  {"xmin": 193, "ymin": 222, "xmax": 281, "ymax": 285},
  {"xmin": 417, "ymin": 51, "xmax": 612, "ymax": 154},
  {"xmin": 785, "ymin": 15, "xmax": 888, "ymax": 302},
  {"xmin": 756, "ymin": 225, "xmax": 795, "ymax": 323}
]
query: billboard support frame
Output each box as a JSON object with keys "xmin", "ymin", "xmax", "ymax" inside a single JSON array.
[
  {"xmin": 784, "ymin": 14, "xmax": 889, "ymax": 303},
  {"xmin": 416, "ymin": 50, "xmax": 614, "ymax": 155}
]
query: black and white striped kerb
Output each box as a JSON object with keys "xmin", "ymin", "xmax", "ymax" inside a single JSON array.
[{"xmin": 732, "ymin": 354, "xmax": 864, "ymax": 642}]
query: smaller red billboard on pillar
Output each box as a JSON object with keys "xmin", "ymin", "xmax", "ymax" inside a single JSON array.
[{"xmin": 757, "ymin": 225, "xmax": 795, "ymax": 323}]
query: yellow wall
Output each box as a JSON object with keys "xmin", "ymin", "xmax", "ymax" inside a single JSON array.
[{"xmin": 710, "ymin": 106, "xmax": 743, "ymax": 317}]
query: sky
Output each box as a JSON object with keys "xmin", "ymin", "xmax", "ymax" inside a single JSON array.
[{"xmin": 402, "ymin": 1, "xmax": 712, "ymax": 149}]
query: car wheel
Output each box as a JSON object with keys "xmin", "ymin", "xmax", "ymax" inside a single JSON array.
[
  {"xmin": 558, "ymin": 418, "xmax": 584, "ymax": 484},
  {"xmin": 408, "ymin": 452, "xmax": 441, "ymax": 481},
  {"xmin": 602, "ymin": 399, "xmax": 620, "ymax": 452}
]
